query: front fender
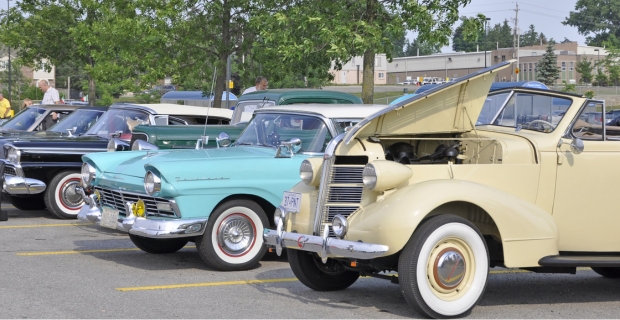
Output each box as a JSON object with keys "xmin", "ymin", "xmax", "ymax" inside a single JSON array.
[{"xmin": 346, "ymin": 179, "xmax": 558, "ymax": 267}]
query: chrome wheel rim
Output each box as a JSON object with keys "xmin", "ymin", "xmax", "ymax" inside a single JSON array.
[
  {"xmin": 426, "ymin": 237, "xmax": 475, "ymax": 300},
  {"xmin": 60, "ymin": 178, "xmax": 83, "ymax": 209},
  {"xmin": 217, "ymin": 213, "xmax": 255, "ymax": 256}
]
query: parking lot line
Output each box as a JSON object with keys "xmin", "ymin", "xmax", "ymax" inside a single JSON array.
[
  {"xmin": 17, "ymin": 248, "xmax": 142, "ymax": 256},
  {"xmin": 116, "ymin": 278, "xmax": 299, "ymax": 292},
  {"xmin": 16, "ymin": 246, "xmax": 197, "ymax": 256},
  {"xmin": 0, "ymin": 223, "xmax": 90, "ymax": 229}
]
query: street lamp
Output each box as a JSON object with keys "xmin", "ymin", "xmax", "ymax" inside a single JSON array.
[
  {"xmin": 484, "ymin": 17, "xmax": 491, "ymax": 68},
  {"xmin": 594, "ymin": 48, "xmax": 600, "ymax": 70}
]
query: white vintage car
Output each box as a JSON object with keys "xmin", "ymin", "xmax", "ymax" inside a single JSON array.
[{"xmin": 264, "ymin": 61, "xmax": 619, "ymax": 318}]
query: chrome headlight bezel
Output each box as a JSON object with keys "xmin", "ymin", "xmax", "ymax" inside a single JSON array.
[
  {"xmin": 132, "ymin": 139, "xmax": 159, "ymax": 151},
  {"xmin": 144, "ymin": 171, "xmax": 162, "ymax": 195},
  {"xmin": 300, "ymin": 160, "xmax": 314, "ymax": 185},
  {"xmin": 81, "ymin": 162, "xmax": 96, "ymax": 186},
  {"xmin": 6, "ymin": 146, "xmax": 20, "ymax": 164},
  {"xmin": 331, "ymin": 214, "xmax": 348, "ymax": 239},
  {"xmin": 107, "ymin": 138, "xmax": 130, "ymax": 152},
  {"xmin": 362, "ymin": 163, "xmax": 377, "ymax": 190}
]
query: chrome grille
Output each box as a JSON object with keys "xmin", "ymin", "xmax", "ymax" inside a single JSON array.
[
  {"xmin": 326, "ymin": 186, "xmax": 363, "ymax": 203},
  {"xmin": 317, "ymin": 158, "xmax": 366, "ymax": 237},
  {"xmin": 4, "ymin": 166, "xmax": 16, "ymax": 176},
  {"xmin": 94, "ymin": 186, "xmax": 177, "ymax": 218},
  {"xmin": 331, "ymin": 166, "xmax": 363, "ymax": 183}
]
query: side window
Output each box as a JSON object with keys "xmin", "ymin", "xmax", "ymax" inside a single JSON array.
[{"xmin": 572, "ymin": 102, "xmax": 603, "ymax": 141}]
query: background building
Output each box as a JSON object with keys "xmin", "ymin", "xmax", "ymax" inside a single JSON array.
[{"xmin": 330, "ymin": 54, "xmax": 387, "ymax": 85}]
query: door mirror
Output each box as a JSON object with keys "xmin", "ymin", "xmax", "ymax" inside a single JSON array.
[
  {"xmin": 570, "ymin": 138, "xmax": 584, "ymax": 154},
  {"xmin": 216, "ymin": 132, "xmax": 231, "ymax": 148}
]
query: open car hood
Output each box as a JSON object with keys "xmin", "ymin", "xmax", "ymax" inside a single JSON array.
[{"xmin": 344, "ymin": 61, "xmax": 514, "ymax": 144}]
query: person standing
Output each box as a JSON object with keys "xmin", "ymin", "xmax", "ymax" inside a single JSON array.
[
  {"xmin": 0, "ymin": 93, "xmax": 12, "ymax": 119},
  {"xmin": 242, "ymin": 76, "xmax": 268, "ymax": 95},
  {"xmin": 38, "ymin": 79, "xmax": 61, "ymax": 104}
]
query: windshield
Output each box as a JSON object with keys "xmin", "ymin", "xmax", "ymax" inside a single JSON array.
[
  {"xmin": 235, "ymin": 113, "xmax": 333, "ymax": 153},
  {"xmin": 0, "ymin": 107, "xmax": 46, "ymax": 130},
  {"xmin": 231, "ymin": 100, "xmax": 275, "ymax": 124},
  {"xmin": 477, "ymin": 91, "xmax": 572, "ymax": 133},
  {"xmin": 85, "ymin": 108, "xmax": 149, "ymax": 138},
  {"xmin": 46, "ymin": 109, "xmax": 106, "ymax": 135}
]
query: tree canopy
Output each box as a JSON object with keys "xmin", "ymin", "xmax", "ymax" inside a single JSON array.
[
  {"xmin": 563, "ymin": 0, "xmax": 620, "ymax": 47},
  {"xmin": 537, "ymin": 41, "xmax": 560, "ymax": 85}
]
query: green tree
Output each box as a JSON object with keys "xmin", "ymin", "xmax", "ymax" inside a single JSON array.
[
  {"xmin": 453, "ymin": 17, "xmax": 513, "ymax": 52},
  {"xmin": 537, "ymin": 41, "xmax": 560, "ymax": 85},
  {"xmin": 563, "ymin": 0, "xmax": 620, "ymax": 46},
  {"xmin": 404, "ymin": 38, "xmax": 442, "ymax": 56},
  {"xmin": 594, "ymin": 69, "xmax": 609, "ymax": 86},
  {"xmin": 520, "ymin": 25, "xmax": 539, "ymax": 47},
  {"xmin": 608, "ymin": 65, "xmax": 620, "ymax": 86},
  {"xmin": 452, "ymin": 16, "xmax": 479, "ymax": 52},
  {"xmin": 0, "ymin": 0, "xmax": 165, "ymax": 106},
  {"xmin": 576, "ymin": 56, "xmax": 594, "ymax": 84},
  {"xmin": 260, "ymin": 0, "xmax": 470, "ymax": 103}
]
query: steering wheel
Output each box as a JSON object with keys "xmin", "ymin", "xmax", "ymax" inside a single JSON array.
[
  {"xmin": 527, "ymin": 119, "xmax": 555, "ymax": 131},
  {"xmin": 267, "ymin": 131, "xmax": 281, "ymax": 146}
]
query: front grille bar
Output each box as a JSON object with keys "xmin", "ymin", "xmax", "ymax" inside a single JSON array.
[{"xmin": 94, "ymin": 186, "xmax": 177, "ymax": 218}]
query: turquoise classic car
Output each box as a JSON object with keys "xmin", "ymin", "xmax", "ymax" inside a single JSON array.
[
  {"xmin": 121, "ymin": 89, "xmax": 363, "ymax": 151},
  {"xmin": 78, "ymin": 104, "xmax": 388, "ymax": 271}
]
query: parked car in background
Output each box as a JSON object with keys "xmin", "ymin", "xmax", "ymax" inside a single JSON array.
[
  {"xmin": 1, "ymin": 103, "xmax": 232, "ymax": 219},
  {"xmin": 264, "ymin": 61, "xmax": 620, "ymax": 317},
  {"xmin": 0, "ymin": 104, "xmax": 84, "ymax": 135},
  {"xmin": 78, "ymin": 103, "xmax": 388, "ymax": 271},
  {"xmin": 122, "ymin": 89, "xmax": 363, "ymax": 151}
]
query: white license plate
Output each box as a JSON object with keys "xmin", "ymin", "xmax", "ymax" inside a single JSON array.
[
  {"xmin": 281, "ymin": 192, "xmax": 302, "ymax": 213},
  {"xmin": 100, "ymin": 207, "xmax": 119, "ymax": 229}
]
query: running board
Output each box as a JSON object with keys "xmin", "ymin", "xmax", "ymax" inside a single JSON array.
[{"xmin": 539, "ymin": 255, "xmax": 620, "ymax": 267}]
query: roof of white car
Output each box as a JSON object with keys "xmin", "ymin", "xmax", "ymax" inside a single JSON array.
[
  {"xmin": 112, "ymin": 103, "xmax": 233, "ymax": 119},
  {"xmin": 255, "ymin": 104, "xmax": 389, "ymax": 119}
]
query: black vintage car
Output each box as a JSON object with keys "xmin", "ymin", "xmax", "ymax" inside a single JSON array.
[{"xmin": 2, "ymin": 103, "xmax": 232, "ymax": 219}]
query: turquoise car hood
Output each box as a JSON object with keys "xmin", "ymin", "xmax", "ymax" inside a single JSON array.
[{"xmin": 84, "ymin": 146, "xmax": 302, "ymax": 180}]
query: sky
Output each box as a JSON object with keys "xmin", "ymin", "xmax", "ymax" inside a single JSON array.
[{"xmin": 416, "ymin": 0, "xmax": 589, "ymax": 53}]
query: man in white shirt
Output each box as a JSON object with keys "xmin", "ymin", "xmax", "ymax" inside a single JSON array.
[
  {"xmin": 242, "ymin": 76, "xmax": 268, "ymax": 95},
  {"xmin": 38, "ymin": 79, "xmax": 61, "ymax": 104}
]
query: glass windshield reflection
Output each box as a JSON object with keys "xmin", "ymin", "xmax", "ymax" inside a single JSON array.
[
  {"xmin": 0, "ymin": 107, "xmax": 46, "ymax": 130},
  {"xmin": 235, "ymin": 113, "xmax": 332, "ymax": 153}
]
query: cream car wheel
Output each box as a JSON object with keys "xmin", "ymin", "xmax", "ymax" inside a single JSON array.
[
  {"xmin": 44, "ymin": 171, "xmax": 84, "ymax": 219},
  {"xmin": 399, "ymin": 215, "xmax": 488, "ymax": 318},
  {"xmin": 196, "ymin": 199, "xmax": 268, "ymax": 271}
]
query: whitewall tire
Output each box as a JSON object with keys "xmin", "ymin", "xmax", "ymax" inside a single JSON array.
[
  {"xmin": 398, "ymin": 215, "xmax": 489, "ymax": 318},
  {"xmin": 196, "ymin": 199, "xmax": 268, "ymax": 271},
  {"xmin": 44, "ymin": 171, "xmax": 84, "ymax": 219}
]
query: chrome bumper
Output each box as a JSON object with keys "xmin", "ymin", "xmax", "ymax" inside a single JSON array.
[
  {"xmin": 3, "ymin": 175, "xmax": 46, "ymax": 195},
  {"xmin": 77, "ymin": 190, "xmax": 207, "ymax": 239},
  {"xmin": 263, "ymin": 221, "xmax": 389, "ymax": 261}
]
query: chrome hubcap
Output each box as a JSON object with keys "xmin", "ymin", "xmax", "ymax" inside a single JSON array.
[
  {"xmin": 61, "ymin": 180, "xmax": 83, "ymax": 208},
  {"xmin": 217, "ymin": 214, "xmax": 255, "ymax": 256},
  {"xmin": 433, "ymin": 248, "xmax": 466, "ymax": 289}
]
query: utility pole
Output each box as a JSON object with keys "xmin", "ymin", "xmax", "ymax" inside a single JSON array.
[
  {"xmin": 512, "ymin": 3, "xmax": 520, "ymax": 81},
  {"xmin": 7, "ymin": 0, "xmax": 11, "ymax": 103}
]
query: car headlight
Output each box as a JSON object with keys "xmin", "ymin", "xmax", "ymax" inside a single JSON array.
[
  {"xmin": 132, "ymin": 139, "xmax": 159, "ymax": 151},
  {"xmin": 81, "ymin": 163, "xmax": 96, "ymax": 186},
  {"xmin": 331, "ymin": 214, "xmax": 348, "ymax": 239},
  {"xmin": 107, "ymin": 138, "xmax": 130, "ymax": 152},
  {"xmin": 6, "ymin": 146, "xmax": 20, "ymax": 164},
  {"xmin": 299, "ymin": 158, "xmax": 323, "ymax": 186},
  {"xmin": 362, "ymin": 161, "xmax": 413, "ymax": 191},
  {"xmin": 144, "ymin": 171, "xmax": 161, "ymax": 195}
]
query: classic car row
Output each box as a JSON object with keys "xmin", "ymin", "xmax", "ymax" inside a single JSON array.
[
  {"xmin": 0, "ymin": 89, "xmax": 362, "ymax": 219},
  {"xmin": 6, "ymin": 69, "xmax": 620, "ymax": 318}
]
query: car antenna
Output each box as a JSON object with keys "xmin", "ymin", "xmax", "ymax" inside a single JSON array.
[{"xmin": 200, "ymin": 66, "xmax": 217, "ymax": 148}]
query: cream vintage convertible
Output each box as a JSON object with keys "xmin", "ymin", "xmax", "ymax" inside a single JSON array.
[{"xmin": 264, "ymin": 60, "xmax": 620, "ymax": 318}]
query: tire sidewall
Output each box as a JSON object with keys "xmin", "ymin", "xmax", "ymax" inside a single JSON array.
[
  {"xmin": 45, "ymin": 171, "xmax": 83, "ymax": 219},
  {"xmin": 199, "ymin": 200, "xmax": 268, "ymax": 270},
  {"xmin": 415, "ymin": 222, "xmax": 488, "ymax": 317}
]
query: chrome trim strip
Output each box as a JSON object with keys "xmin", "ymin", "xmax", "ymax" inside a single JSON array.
[
  {"xmin": 342, "ymin": 61, "xmax": 513, "ymax": 145},
  {"xmin": 264, "ymin": 228, "xmax": 388, "ymax": 260},
  {"xmin": 313, "ymin": 133, "xmax": 345, "ymax": 235},
  {"xmin": 128, "ymin": 217, "xmax": 208, "ymax": 238},
  {"xmin": 18, "ymin": 148, "xmax": 104, "ymax": 154}
]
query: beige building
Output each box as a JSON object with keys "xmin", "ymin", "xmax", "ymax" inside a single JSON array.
[
  {"xmin": 330, "ymin": 54, "xmax": 387, "ymax": 85},
  {"xmin": 0, "ymin": 54, "xmax": 56, "ymax": 87},
  {"xmin": 386, "ymin": 42, "xmax": 606, "ymax": 85}
]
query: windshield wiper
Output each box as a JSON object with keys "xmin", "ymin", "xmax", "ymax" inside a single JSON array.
[{"xmin": 235, "ymin": 142, "xmax": 253, "ymax": 146}]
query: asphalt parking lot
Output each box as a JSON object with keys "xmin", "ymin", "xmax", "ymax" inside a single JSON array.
[{"xmin": 1, "ymin": 204, "xmax": 619, "ymax": 319}]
